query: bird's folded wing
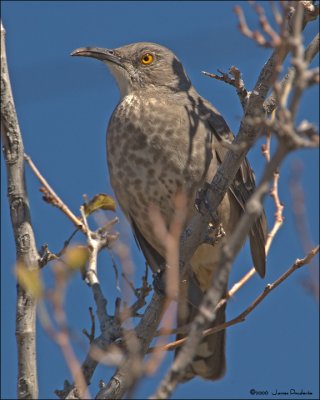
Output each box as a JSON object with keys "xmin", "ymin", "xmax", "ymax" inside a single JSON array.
[
  {"xmin": 203, "ymin": 102, "xmax": 267, "ymax": 277},
  {"xmin": 130, "ymin": 217, "xmax": 165, "ymax": 275}
]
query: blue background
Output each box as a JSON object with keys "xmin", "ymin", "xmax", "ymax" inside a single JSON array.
[{"xmin": 1, "ymin": 2, "xmax": 319, "ymax": 399}]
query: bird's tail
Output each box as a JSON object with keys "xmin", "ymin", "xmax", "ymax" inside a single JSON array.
[{"xmin": 175, "ymin": 274, "xmax": 227, "ymax": 381}]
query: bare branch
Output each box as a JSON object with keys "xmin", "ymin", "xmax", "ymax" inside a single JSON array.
[
  {"xmin": 178, "ymin": 5, "xmax": 296, "ymax": 278},
  {"xmin": 264, "ymin": 32, "xmax": 319, "ymax": 115},
  {"xmin": 50, "ymin": 266, "xmax": 91, "ymax": 399},
  {"xmin": 24, "ymin": 153, "xmax": 85, "ymax": 232},
  {"xmin": 149, "ymin": 245, "xmax": 319, "ymax": 353},
  {"xmin": 202, "ymin": 66, "xmax": 249, "ymax": 110},
  {"xmin": 56, "ymin": 210, "xmax": 121, "ymax": 398},
  {"xmin": 233, "ymin": 3, "xmax": 282, "ymax": 48},
  {"xmin": 1, "ymin": 21, "xmax": 39, "ymax": 399},
  {"xmin": 304, "ymin": 32, "xmax": 320, "ymax": 64},
  {"xmin": 153, "ymin": 158, "xmax": 286, "ymax": 342},
  {"xmin": 152, "ymin": 16, "xmax": 319, "ymax": 385},
  {"xmin": 96, "ymin": 292, "xmax": 167, "ymax": 399},
  {"xmin": 83, "ymin": 307, "xmax": 96, "ymax": 344},
  {"xmin": 151, "ymin": 140, "xmax": 291, "ymax": 398}
]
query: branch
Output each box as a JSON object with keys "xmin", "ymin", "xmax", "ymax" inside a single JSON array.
[
  {"xmin": 58, "ymin": 208, "xmax": 122, "ymax": 396},
  {"xmin": 24, "ymin": 153, "xmax": 86, "ymax": 233},
  {"xmin": 151, "ymin": 140, "xmax": 290, "ymax": 399},
  {"xmin": 202, "ymin": 66, "xmax": 249, "ymax": 110},
  {"xmin": 149, "ymin": 245, "xmax": 319, "ymax": 352},
  {"xmin": 153, "ymin": 163, "xmax": 285, "ymax": 341},
  {"xmin": 1, "ymin": 21, "xmax": 39, "ymax": 399},
  {"xmin": 264, "ymin": 30, "xmax": 319, "ymax": 115},
  {"xmin": 153, "ymin": 4, "xmax": 318, "ymax": 385},
  {"xmin": 55, "ymin": 334, "xmax": 119, "ymax": 400},
  {"xmin": 93, "ymin": 197, "xmax": 187, "ymax": 399},
  {"xmin": 46, "ymin": 265, "xmax": 91, "ymax": 400},
  {"xmin": 178, "ymin": 4, "xmax": 296, "ymax": 286},
  {"xmin": 234, "ymin": 3, "xmax": 282, "ymax": 48},
  {"xmin": 96, "ymin": 292, "xmax": 167, "ymax": 399}
]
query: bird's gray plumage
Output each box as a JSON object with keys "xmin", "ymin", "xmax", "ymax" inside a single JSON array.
[{"xmin": 72, "ymin": 42, "xmax": 267, "ymax": 381}]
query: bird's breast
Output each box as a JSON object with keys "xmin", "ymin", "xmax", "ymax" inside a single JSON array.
[{"xmin": 106, "ymin": 95, "xmax": 212, "ymax": 253}]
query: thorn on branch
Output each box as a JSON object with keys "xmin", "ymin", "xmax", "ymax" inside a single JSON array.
[{"xmin": 82, "ymin": 307, "xmax": 95, "ymax": 343}]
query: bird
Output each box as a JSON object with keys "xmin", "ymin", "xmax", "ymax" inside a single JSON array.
[{"xmin": 71, "ymin": 42, "xmax": 267, "ymax": 381}]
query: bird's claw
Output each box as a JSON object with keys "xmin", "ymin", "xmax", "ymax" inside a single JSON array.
[{"xmin": 204, "ymin": 223, "xmax": 226, "ymax": 246}]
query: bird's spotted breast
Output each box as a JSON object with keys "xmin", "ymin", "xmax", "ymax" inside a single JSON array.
[{"xmin": 107, "ymin": 94, "xmax": 210, "ymax": 254}]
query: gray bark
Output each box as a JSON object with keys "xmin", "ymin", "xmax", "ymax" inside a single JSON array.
[{"xmin": 1, "ymin": 22, "xmax": 39, "ymax": 399}]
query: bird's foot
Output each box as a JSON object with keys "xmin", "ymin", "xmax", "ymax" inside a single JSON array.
[{"xmin": 204, "ymin": 222, "xmax": 226, "ymax": 246}]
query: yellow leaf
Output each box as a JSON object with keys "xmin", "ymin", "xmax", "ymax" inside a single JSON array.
[
  {"xmin": 64, "ymin": 245, "xmax": 89, "ymax": 270},
  {"xmin": 83, "ymin": 193, "xmax": 116, "ymax": 216},
  {"xmin": 16, "ymin": 263, "xmax": 43, "ymax": 298}
]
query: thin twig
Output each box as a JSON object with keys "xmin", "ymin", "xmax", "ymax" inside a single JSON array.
[
  {"xmin": 234, "ymin": 3, "xmax": 281, "ymax": 48},
  {"xmin": 154, "ymin": 164, "xmax": 285, "ymax": 340},
  {"xmin": 24, "ymin": 153, "xmax": 85, "ymax": 232},
  {"xmin": 83, "ymin": 307, "xmax": 96, "ymax": 344},
  {"xmin": 202, "ymin": 66, "xmax": 249, "ymax": 110},
  {"xmin": 264, "ymin": 32, "xmax": 319, "ymax": 115},
  {"xmin": 149, "ymin": 245, "xmax": 319, "ymax": 353},
  {"xmin": 150, "ymin": 142, "xmax": 289, "ymax": 399}
]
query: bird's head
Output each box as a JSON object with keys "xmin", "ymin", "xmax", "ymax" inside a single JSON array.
[{"xmin": 71, "ymin": 42, "xmax": 191, "ymax": 98}]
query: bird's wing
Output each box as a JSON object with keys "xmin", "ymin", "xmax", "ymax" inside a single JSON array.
[
  {"xmin": 130, "ymin": 217, "xmax": 165, "ymax": 275},
  {"xmin": 200, "ymin": 99, "xmax": 267, "ymax": 277}
]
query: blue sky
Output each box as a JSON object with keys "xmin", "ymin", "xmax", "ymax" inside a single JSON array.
[{"xmin": 1, "ymin": 2, "xmax": 319, "ymax": 399}]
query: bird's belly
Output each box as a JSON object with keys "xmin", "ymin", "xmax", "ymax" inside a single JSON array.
[
  {"xmin": 109, "ymin": 150, "xmax": 188, "ymax": 247},
  {"xmin": 107, "ymin": 140, "xmax": 207, "ymax": 256}
]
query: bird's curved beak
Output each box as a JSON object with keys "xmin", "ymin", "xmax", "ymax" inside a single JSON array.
[{"xmin": 71, "ymin": 47, "xmax": 123, "ymax": 67}]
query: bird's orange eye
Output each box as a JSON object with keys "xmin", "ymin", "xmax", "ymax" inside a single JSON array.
[{"xmin": 141, "ymin": 53, "xmax": 154, "ymax": 65}]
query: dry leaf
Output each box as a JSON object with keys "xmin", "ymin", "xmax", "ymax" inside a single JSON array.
[
  {"xmin": 63, "ymin": 245, "xmax": 89, "ymax": 270},
  {"xmin": 83, "ymin": 193, "xmax": 116, "ymax": 216},
  {"xmin": 16, "ymin": 263, "xmax": 43, "ymax": 298}
]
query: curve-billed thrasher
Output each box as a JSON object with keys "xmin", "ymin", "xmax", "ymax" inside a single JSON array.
[{"xmin": 72, "ymin": 42, "xmax": 267, "ymax": 381}]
